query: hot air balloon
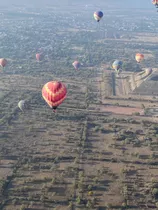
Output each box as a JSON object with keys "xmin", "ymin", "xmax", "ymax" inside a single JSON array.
[
  {"xmin": 152, "ymin": 0, "xmax": 158, "ymax": 9},
  {"xmin": 145, "ymin": 68, "xmax": 152, "ymax": 76},
  {"xmin": 72, "ymin": 61, "xmax": 80, "ymax": 70},
  {"xmin": 112, "ymin": 60, "xmax": 123, "ymax": 74},
  {"xmin": 18, "ymin": 100, "xmax": 28, "ymax": 112},
  {"xmin": 0, "ymin": 58, "xmax": 7, "ymax": 67},
  {"xmin": 42, "ymin": 81, "xmax": 67, "ymax": 112},
  {"xmin": 93, "ymin": 11, "xmax": 103, "ymax": 22},
  {"xmin": 36, "ymin": 53, "xmax": 42, "ymax": 61},
  {"xmin": 135, "ymin": 53, "xmax": 144, "ymax": 63}
]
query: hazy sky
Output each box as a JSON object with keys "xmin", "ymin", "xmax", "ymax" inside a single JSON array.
[{"xmin": 0, "ymin": 0, "xmax": 153, "ymax": 9}]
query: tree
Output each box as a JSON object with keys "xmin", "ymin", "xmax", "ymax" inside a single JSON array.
[
  {"xmin": 20, "ymin": 204, "xmax": 26, "ymax": 210},
  {"xmin": 76, "ymin": 196, "xmax": 81, "ymax": 204}
]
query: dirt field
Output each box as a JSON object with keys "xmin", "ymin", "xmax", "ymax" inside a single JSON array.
[{"xmin": 100, "ymin": 105, "xmax": 144, "ymax": 115}]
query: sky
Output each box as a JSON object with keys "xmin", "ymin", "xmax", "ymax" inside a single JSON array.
[{"xmin": 0, "ymin": 0, "xmax": 153, "ymax": 9}]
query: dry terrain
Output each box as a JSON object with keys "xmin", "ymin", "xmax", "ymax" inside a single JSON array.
[
  {"xmin": 0, "ymin": 60, "xmax": 158, "ymax": 210},
  {"xmin": 0, "ymin": 9, "xmax": 158, "ymax": 210}
]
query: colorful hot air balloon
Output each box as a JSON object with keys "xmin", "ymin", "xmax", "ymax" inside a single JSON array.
[
  {"xmin": 18, "ymin": 100, "xmax": 28, "ymax": 112},
  {"xmin": 152, "ymin": 0, "xmax": 158, "ymax": 7},
  {"xmin": 112, "ymin": 60, "xmax": 123, "ymax": 74},
  {"xmin": 152, "ymin": 0, "xmax": 158, "ymax": 11},
  {"xmin": 135, "ymin": 53, "xmax": 144, "ymax": 63},
  {"xmin": 36, "ymin": 53, "xmax": 42, "ymax": 61},
  {"xmin": 42, "ymin": 81, "xmax": 67, "ymax": 112},
  {"xmin": 0, "ymin": 58, "xmax": 7, "ymax": 67},
  {"xmin": 72, "ymin": 61, "xmax": 80, "ymax": 70},
  {"xmin": 93, "ymin": 11, "xmax": 103, "ymax": 22}
]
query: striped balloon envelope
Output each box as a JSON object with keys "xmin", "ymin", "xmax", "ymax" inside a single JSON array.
[{"xmin": 42, "ymin": 81, "xmax": 67, "ymax": 112}]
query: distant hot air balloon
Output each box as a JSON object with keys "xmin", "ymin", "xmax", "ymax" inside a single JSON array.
[
  {"xmin": 145, "ymin": 68, "xmax": 152, "ymax": 75},
  {"xmin": 72, "ymin": 61, "xmax": 80, "ymax": 70},
  {"xmin": 112, "ymin": 60, "xmax": 123, "ymax": 74},
  {"xmin": 36, "ymin": 53, "xmax": 42, "ymax": 61},
  {"xmin": 93, "ymin": 11, "xmax": 103, "ymax": 22},
  {"xmin": 152, "ymin": 0, "xmax": 158, "ymax": 8},
  {"xmin": 135, "ymin": 53, "xmax": 144, "ymax": 63},
  {"xmin": 0, "ymin": 58, "xmax": 7, "ymax": 67},
  {"xmin": 18, "ymin": 100, "xmax": 28, "ymax": 112},
  {"xmin": 42, "ymin": 81, "xmax": 67, "ymax": 112}
]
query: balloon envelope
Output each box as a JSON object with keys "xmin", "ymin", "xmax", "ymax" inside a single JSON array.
[
  {"xmin": 36, "ymin": 53, "xmax": 42, "ymax": 61},
  {"xmin": 112, "ymin": 60, "xmax": 123, "ymax": 71},
  {"xmin": 42, "ymin": 81, "xmax": 67, "ymax": 110},
  {"xmin": 145, "ymin": 68, "xmax": 152, "ymax": 75},
  {"xmin": 152, "ymin": 0, "xmax": 158, "ymax": 5},
  {"xmin": 0, "ymin": 58, "xmax": 7, "ymax": 67},
  {"xmin": 72, "ymin": 61, "xmax": 80, "ymax": 70},
  {"xmin": 135, "ymin": 53, "xmax": 144, "ymax": 63},
  {"xmin": 18, "ymin": 100, "xmax": 28, "ymax": 112},
  {"xmin": 94, "ymin": 11, "xmax": 103, "ymax": 22}
]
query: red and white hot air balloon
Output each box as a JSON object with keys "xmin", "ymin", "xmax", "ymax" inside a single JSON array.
[{"xmin": 42, "ymin": 81, "xmax": 67, "ymax": 112}]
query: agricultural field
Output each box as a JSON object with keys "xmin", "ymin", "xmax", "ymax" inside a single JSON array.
[{"xmin": 0, "ymin": 3, "xmax": 158, "ymax": 210}]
